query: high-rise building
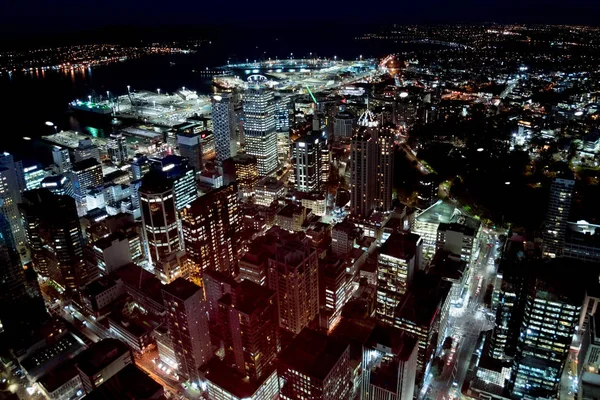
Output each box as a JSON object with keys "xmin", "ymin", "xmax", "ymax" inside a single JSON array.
[
  {"xmin": 509, "ymin": 260, "xmax": 582, "ymax": 399},
  {"xmin": 275, "ymin": 94, "xmax": 292, "ymax": 164},
  {"xmin": 350, "ymin": 125, "xmax": 395, "ymax": 218},
  {"xmin": 177, "ymin": 130, "xmax": 203, "ymax": 174},
  {"xmin": 72, "ymin": 158, "xmax": 103, "ymax": 215},
  {"xmin": 543, "ymin": 177, "xmax": 575, "ymax": 257},
  {"xmin": 277, "ymin": 328, "xmax": 351, "ymax": 400},
  {"xmin": 74, "ymin": 137, "xmax": 101, "ymax": 163},
  {"xmin": 41, "ymin": 174, "xmax": 74, "ymax": 198},
  {"xmin": 333, "ymin": 109, "xmax": 355, "ymax": 139},
  {"xmin": 436, "ymin": 222, "xmax": 480, "ymax": 264},
  {"xmin": 180, "ymin": 183, "xmax": 240, "ymax": 277},
  {"xmin": 0, "ymin": 213, "xmax": 46, "ymax": 338},
  {"xmin": 52, "ymin": 146, "xmax": 72, "ymax": 173},
  {"xmin": 375, "ymin": 127, "xmax": 394, "ymax": 211},
  {"xmin": 376, "ymin": 232, "xmax": 421, "ymax": 325},
  {"xmin": 417, "ymin": 175, "xmax": 437, "ymax": 208},
  {"xmin": 393, "ymin": 273, "xmax": 451, "ymax": 378},
  {"xmin": 0, "ymin": 154, "xmax": 26, "ymax": 256},
  {"xmin": 21, "ymin": 161, "xmax": 48, "ymax": 191},
  {"xmin": 361, "ymin": 325, "xmax": 419, "ymax": 400},
  {"xmin": 350, "ymin": 128, "xmax": 377, "ymax": 218},
  {"xmin": 151, "ymin": 155, "xmax": 198, "ymax": 210},
  {"xmin": 107, "ymin": 133, "xmax": 128, "ymax": 164},
  {"xmin": 212, "ymin": 93, "xmax": 237, "ymax": 163},
  {"xmin": 319, "ymin": 256, "xmax": 350, "ymax": 330},
  {"xmin": 267, "ymin": 238, "xmax": 319, "ymax": 334},
  {"xmin": 218, "ymin": 280, "xmax": 279, "ymax": 382},
  {"xmin": 243, "ymin": 86, "xmax": 278, "ymax": 176},
  {"xmin": 20, "ymin": 189, "xmax": 91, "ymax": 294},
  {"xmin": 161, "ymin": 278, "xmax": 212, "ymax": 383},
  {"xmin": 138, "ymin": 171, "xmax": 181, "ymax": 267},
  {"xmin": 130, "ymin": 154, "xmax": 150, "ymax": 181},
  {"xmin": 222, "ymin": 154, "xmax": 259, "ymax": 197},
  {"xmin": 292, "ymin": 132, "xmax": 322, "ymax": 193},
  {"xmin": 76, "ymin": 339, "xmax": 133, "ymax": 394}
]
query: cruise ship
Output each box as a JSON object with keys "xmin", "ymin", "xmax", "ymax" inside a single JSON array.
[{"xmin": 69, "ymin": 99, "xmax": 113, "ymax": 115}]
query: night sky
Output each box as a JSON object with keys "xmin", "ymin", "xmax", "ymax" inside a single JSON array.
[{"xmin": 2, "ymin": 0, "xmax": 600, "ymax": 37}]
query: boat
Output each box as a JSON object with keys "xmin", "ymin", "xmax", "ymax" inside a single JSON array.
[{"xmin": 69, "ymin": 100, "xmax": 113, "ymax": 115}]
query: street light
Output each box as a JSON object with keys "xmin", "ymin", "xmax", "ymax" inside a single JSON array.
[
  {"xmin": 88, "ymin": 95, "xmax": 92, "ymax": 103},
  {"xmin": 127, "ymin": 85, "xmax": 130, "ymax": 93},
  {"xmin": 157, "ymin": 88, "xmax": 161, "ymax": 95}
]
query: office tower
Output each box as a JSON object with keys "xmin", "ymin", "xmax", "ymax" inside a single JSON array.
[
  {"xmin": 203, "ymin": 269, "xmax": 239, "ymax": 330},
  {"xmin": 361, "ymin": 325, "xmax": 418, "ymax": 400},
  {"xmin": 331, "ymin": 219, "xmax": 363, "ymax": 256},
  {"xmin": 72, "ymin": 158, "xmax": 103, "ymax": 215},
  {"xmin": 92, "ymin": 233, "xmax": 132, "ymax": 275},
  {"xmin": 76, "ymin": 339, "xmax": 133, "ymax": 394},
  {"xmin": 212, "ymin": 93, "xmax": 237, "ymax": 162},
  {"xmin": 41, "ymin": 174, "xmax": 74, "ymax": 198},
  {"xmin": 222, "ymin": 154, "xmax": 259, "ymax": 196},
  {"xmin": 177, "ymin": 130, "xmax": 203, "ymax": 173},
  {"xmin": 180, "ymin": 183, "xmax": 239, "ymax": 277},
  {"xmin": 151, "ymin": 155, "xmax": 198, "ymax": 210},
  {"xmin": 277, "ymin": 328, "xmax": 351, "ymax": 400},
  {"xmin": 333, "ymin": 108, "xmax": 355, "ymax": 139},
  {"xmin": 107, "ymin": 133, "xmax": 128, "ymax": 164},
  {"xmin": 0, "ymin": 213, "xmax": 46, "ymax": 338},
  {"xmin": 319, "ymin": 256, "xmax": 350, "ymax": 329},
  {"xmin": 243, "ymin": 86, "xmax": 278, "ymax": 176},
  {"xmin": 138, "ymin": 171, "xmax": 181, "ymax": 267},
  {"xmin": 218, "ymin": 280, "xmax": 279, "ymax": 381},
  {"xmin": 161, "ymin": 278, "xmax": 212, "ymax": 383},
  {"xmin": 418, "ymin": 175, "xmax": 437, "ymax": 208},
  {"xmin": 52, "ymin": 146, "xmax": 72, "ymax": 173},
  {"xmin": 375, "ymin": 127, "xmax": 394, "ymax": 211},
  {"xmin": 20, "ymin": 161, "xmax": 48, "ymax": 191},
  {"xmin": 0, "ymin": 156, "xmax": 26, "ymax": 256},
  {"xmin": 292, "ymin": 131, "xmax": 322, "ymax": 193},
  {"xmin": 275, "ymin": 93, "xmax": 291, "ymax": 164},
  {"xmin": 130, "ymin": 154, "xmax": 150, "ymax": 181},
  {"xmin": 267, "ymin": 238, "xmax": 319, "ymax": 334},
  {"xmin": 394, "ymin": 273, "xmax": 451, "ymax": 378},
  {"xmin": 350, "ymin": 128, "xmax": 377, "ymax": 218},
  {"xmin": 376, "ymin": 232, "xmax": 421, "ymax": 325},
  {"xmin": 74, "ymin": 137, "xmax": 101, "ymax": 163},
  {"xmin": 543, "ymin": 177, "xmax": 575, "ymax": 257},
  {"xmin": 255, "ymin": 177, "xmax": 285, "ymax": 206},
  {"xmin": 436, "ymin": 222, "xmax": 480, "ymax": 264},
  {"xmin": 509, "ymin": 261, "xmax": 582, "ymax": 399},
  {"xmin": 20, "ymin": 189, "xmax": 90, "ymax": 294},
  {"xmin": 320, "ymin": 136, "xmax": 330, "ymax": 184}
]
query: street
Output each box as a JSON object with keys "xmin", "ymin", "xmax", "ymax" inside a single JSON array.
[{"xmin": 419, "ymin": 231, "xmax": 500, "ymax": 400}]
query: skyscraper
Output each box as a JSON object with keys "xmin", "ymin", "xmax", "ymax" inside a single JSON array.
[
  {"xmin": 0, "ymin": 154, "xmax": 26, "ymax": 256},
  {"xmin": 176, "ymin": 131, "xmax": 203, "ymax": 174},
  {"xmin": 138, "ymin": 171, "xmax": 181, "ymax": 267},
  {"xmin": 151, "ymin": 155, "xmax": 198, "ymax": 210},
  {"xmin": 72, "ymin": 158, "xmax": 103, "ymax": 215},
  {"xmin": 218, "ymin": 280, "xmax": 279, "ymax": 382},
  {"xmin": 161, "ymin": 278, "xmax": 212, "ymax": 384},
  {"xmin": 20, "ymin": 189, "xmax": 91, "ymax": 294},
  {"xmin": 107, "ymin": 133, "xmax": 128, "ymax": 164},
  {"xmin": 509, "ymin": 261, "xmax": 582, "ymax": 399},
  {"xmin": 543, "ymin": 177, "xmax": 575, "ymax": 258},
  {"xmin": 350, "ymin": 128, "xmax": 376, "ymax": 218},
  {"xmin": 375, "ymin": 127, "xmax": 395, "ymax": 211},
  {"xmin": 21, "ymin": 161, "xmax": 48, "ymax": 191},
  {"xmin": 267, "ymin": 237, "xmax": 319, "ymax": 334},
  {"xmin": 52, "ymin": 146, "xmax": 72, "ymax": 173},
  {"xmin": 74, "ymin": 137, "xmax": 101, "ymax": 163},
  {"xmin": 212, "ymin": 93, "xmax": 237, "ymax": 163},
  {"xmin": 180, "ymin": 183, "xmax": 240, "ymax": 277},
  {"xmin": 0, "ymin": 213, "xmax": 46, "ymax": 338},
  {"xmin": 243, "ymin": 86, "xmax": 278, "ymax": 176},
  {"xmin": 292, "ymin": 132, "xmax": 322, "ymax": 193}
]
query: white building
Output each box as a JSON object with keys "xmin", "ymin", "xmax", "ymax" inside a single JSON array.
[{"xmin": 243, "ymin": 86, "xmax": 278, "ymax": 176}]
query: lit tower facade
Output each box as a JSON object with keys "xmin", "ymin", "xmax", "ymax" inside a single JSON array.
[
  {"xmin": 212, "ymin": 93, "xmax": 237, "ymax": 163},
  {"xmin": 107, "ymin": 133, "xmax": 128, "ymax": 164},
  {"xmin": 243, "ymin": 86, "xmax": 278, "ymax": 176},
  {"xmin": 543, "ymin": 177, "xmax": 574, "ymax": 257},
  {"xmin": 350, "ymin": 128, "xmax": 376, "ymax": 218},
  {"xmin": 180, "ymin": 183, "xmax": 240, "ymax": 277},
  {"xmin": 292, "ymin": 131, "xmax": 322, "ymax": 193},
  {"xmin": 375, "ymin": 127, "xmax": 395, "ymax": 211},
  {"xmin": 0, "ymin": 153, "xmax": 26, "ymax": 256}
]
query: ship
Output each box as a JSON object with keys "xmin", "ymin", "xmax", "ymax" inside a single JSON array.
[{"xmin": 69, "ymin": 99, "xmax": 113, "ymax": 115}]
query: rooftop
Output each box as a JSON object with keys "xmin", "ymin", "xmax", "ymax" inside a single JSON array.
[
  {"xmin": 379, "ymin": 231, "xmax": 421, "ymax": 260},
  {"xmin": 278, "ymin": 328, "xmax": 349, "ymax": 380},
  {"xmin": 416, "ymin": 199, "xmax": 479, "ymax": 230},
  {"xmin": 162, "ymin": 277, "xmax": 202, "ymax": 301},
  {"xmin": 76, "ymin": 339, "xmax": 130, "ymax": 376},
  {"xmin": 204, "ymin": 357, "xmax": 271, "ymax": 399},
  {"xmin": 84, "ymin": 364, "xmax": 165, "ymax": 400}
]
